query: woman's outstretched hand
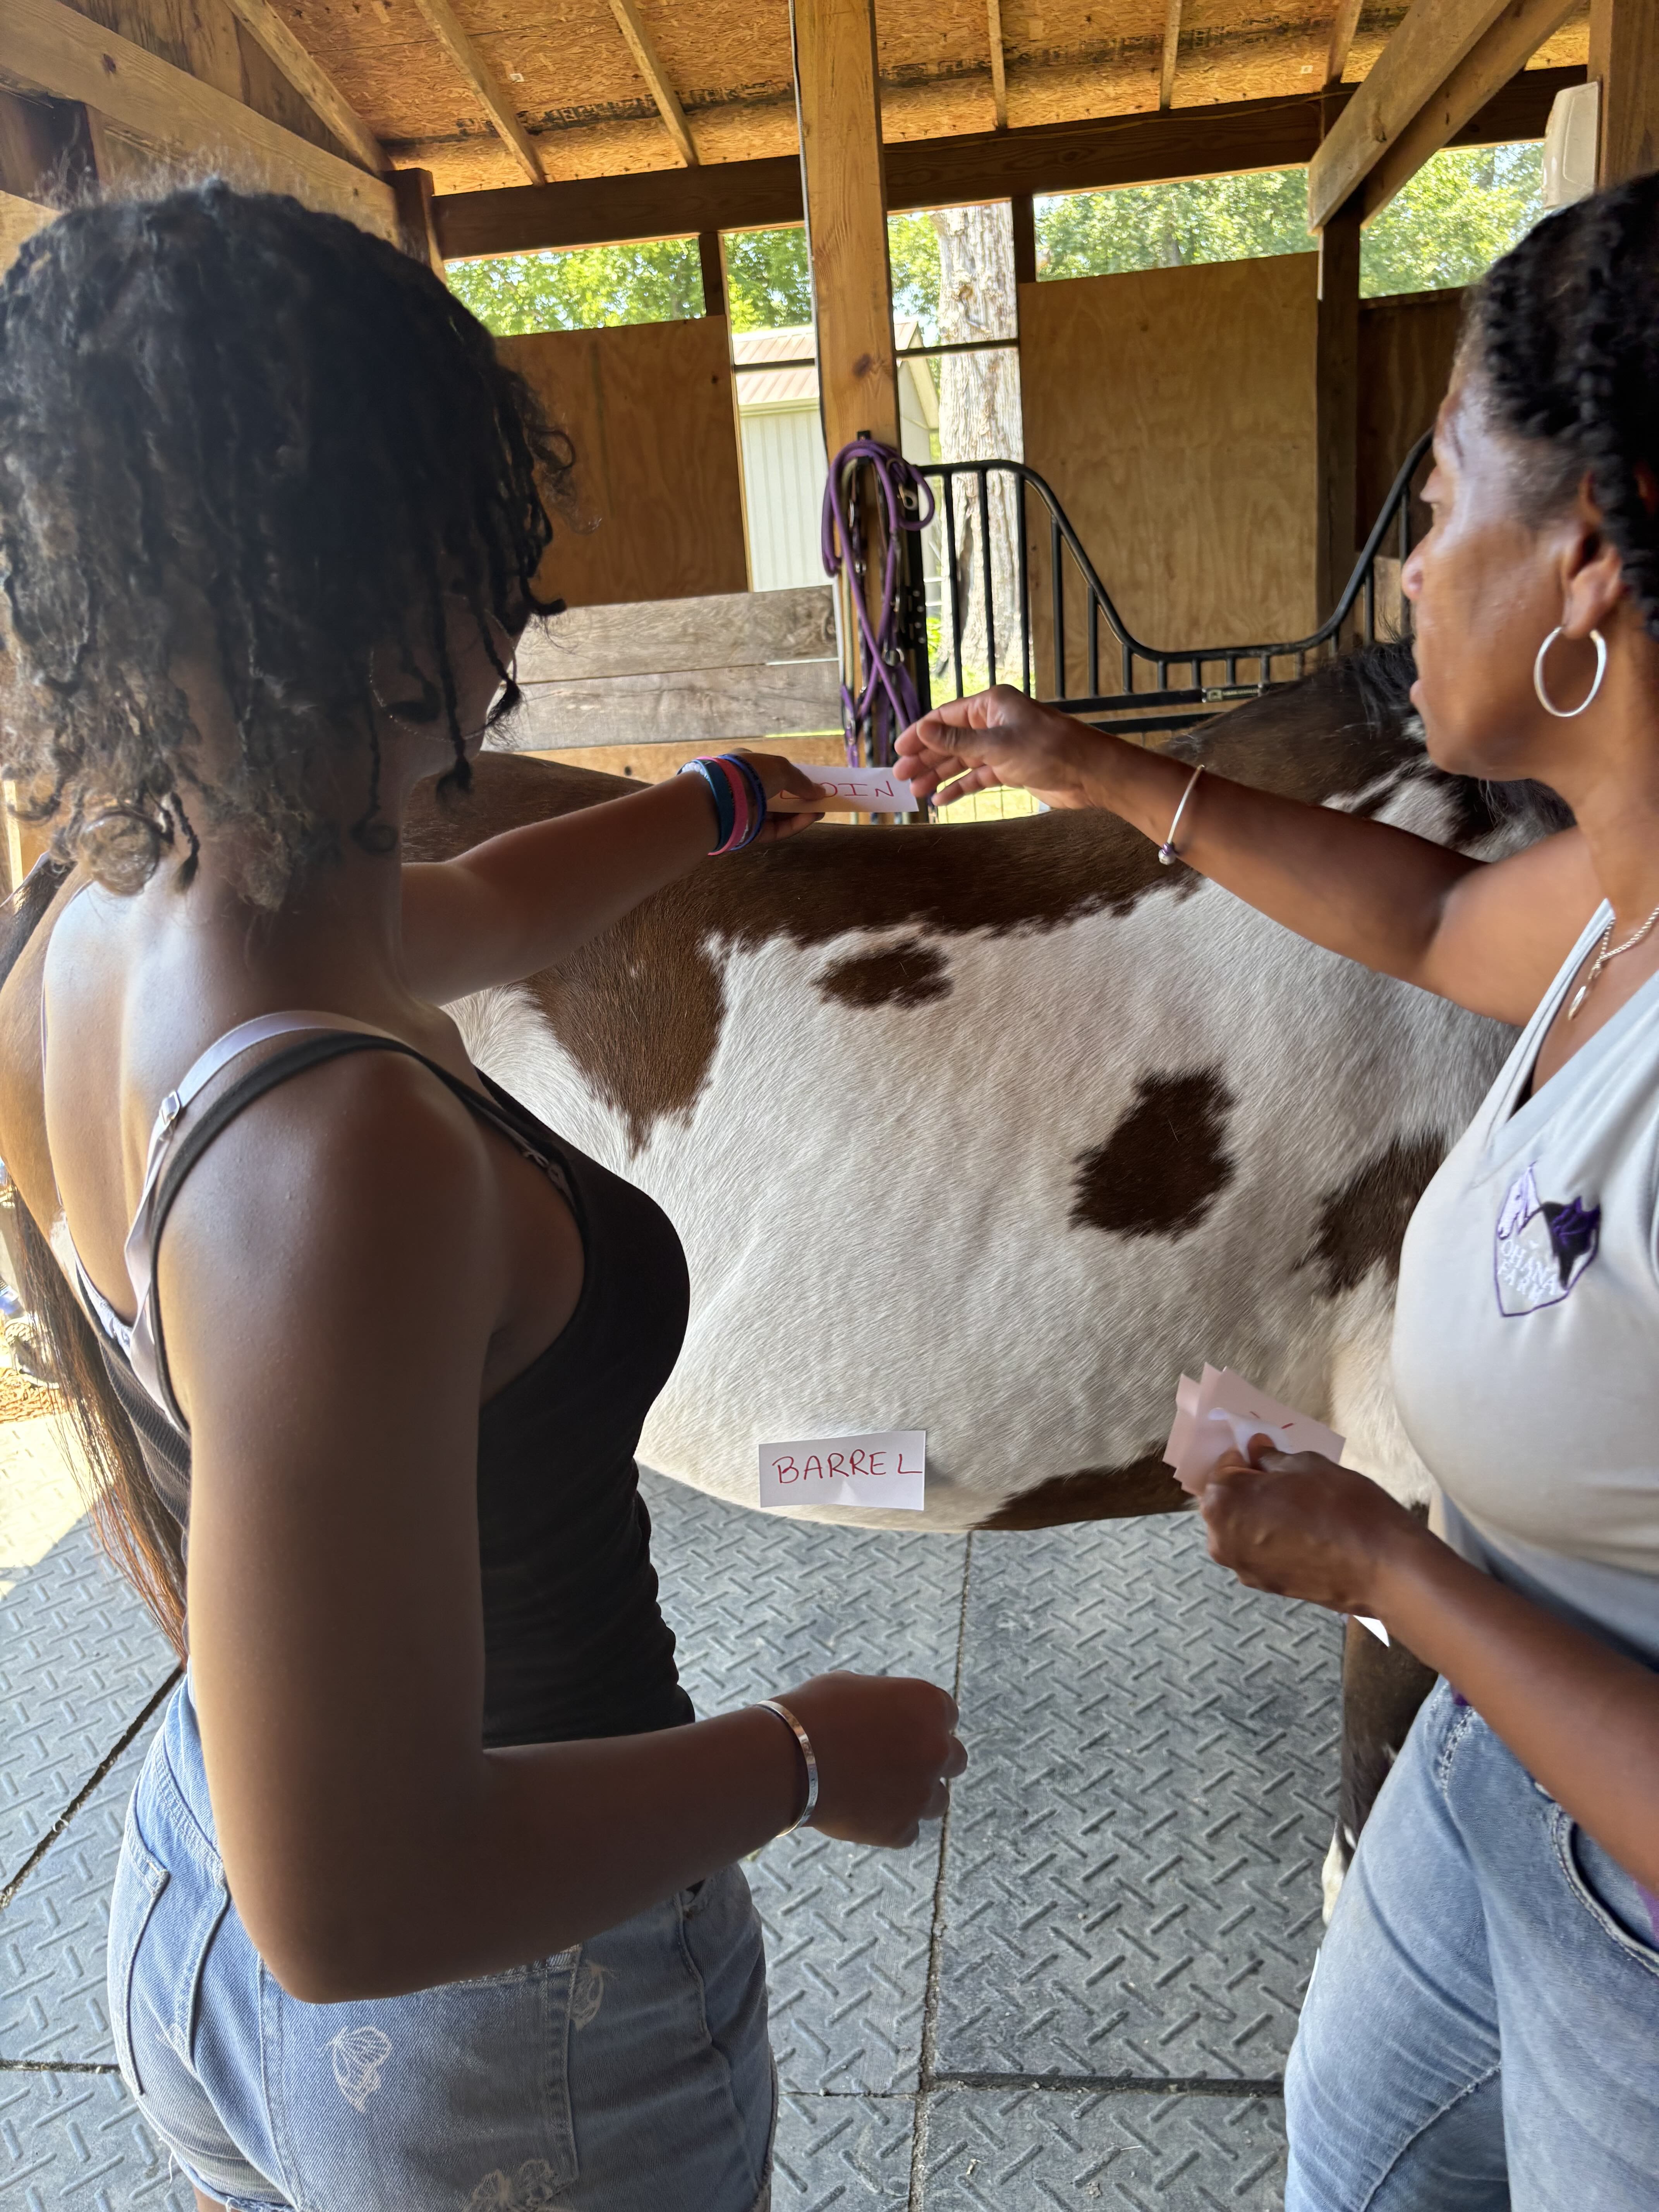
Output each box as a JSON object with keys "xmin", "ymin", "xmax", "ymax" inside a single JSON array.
[
  {"xmin": 775, "ymin": 1671, "xmax": 967, "ymax": 1848},
  {"xmin": 894, "ymin": 687, "xmax": 1097, "ymax": 811},
  {"xmin": 1196, "ymin": 1442, "xmax": 1427, "ymax": 1621}
]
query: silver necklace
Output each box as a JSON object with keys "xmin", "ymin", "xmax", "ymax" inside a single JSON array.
[{"xmin": 1567, "ymin": 899, "xmax": 1659, "ymax": 1020}]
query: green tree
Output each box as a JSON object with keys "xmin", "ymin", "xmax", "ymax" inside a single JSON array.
[
  {"xmin": 1037, "ymin": 167, "xmax": 1313, "ymax": 279},
  {"xmin": 887, "ymin": 211, "xmax": 943, "ymax": 337},
  {"xmin": 1358, "ymin": 142, "xmax": 1542, "ymax": 296},
  {"xmin": 447, "ymin": 237, "xmax": 703, "ymax": 335},
  {"xmin": 723, "ymin": 227, "xmax": 813, "ymax": 329}
]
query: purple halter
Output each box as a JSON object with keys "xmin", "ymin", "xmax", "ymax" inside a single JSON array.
[{"xmin": 820, "ymin": 437, "xmax": 936, "ymax": 766}]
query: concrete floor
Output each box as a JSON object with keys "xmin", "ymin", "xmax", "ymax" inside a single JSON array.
[{"xmin": 2, "ymin": 1431, "xmax": 1337, "ymax": 2209}]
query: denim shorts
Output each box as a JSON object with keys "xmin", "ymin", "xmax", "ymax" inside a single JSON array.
[
  {"xmin": 108, "ymin": 1681, "xmax": 776, "ymax": 2211},
  {"xmin": 1286, "ymin": 1674, "xmax": 1659, "ymax": 2210}
]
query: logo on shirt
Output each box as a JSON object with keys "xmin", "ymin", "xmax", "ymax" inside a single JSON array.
[{"xmin": 1494, "ymin": 1164, "xmax": 1600, "ymax": 1316}]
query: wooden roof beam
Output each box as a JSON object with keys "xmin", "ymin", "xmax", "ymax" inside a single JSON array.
[
  {"xmin": 607, "ymin": 0, "xmax": 698, "ymax": 168},
  {"xmin": 1358, "ymin": 0, "xmax": 1579, "ymax": 223},
  {"xmin": 1310, "ymin": 0, "xmax": 1573, "ymax": 230},
  {"xmin": 1160, "ymin": 0, "xmax": 1182, "ymax": 112},
  {"xmin": 0, "ymin": 0, "xmax": 397, "ymax": 235},
  {"xmin": 988, "ymin": 0, "xmax": 1008, "ymax": 131},
  {"xmin": 218, "ymin": 0, "xmax": 383, "ymax": 175},
  {"xmin": 436, "ymin": 64, "xmax": 1584, "ymax": 263},
  {"xmin": 1325, "ymin": 0, "xmax": 1364, "ymax": 88},
  {"xmin": 405, "ymin": 0, "xmax": 545, "ymax": 185}
]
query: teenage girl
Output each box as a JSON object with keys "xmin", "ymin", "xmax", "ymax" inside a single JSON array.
[{"xmin": 0, "ymin": 185, "xmax": 963, "ymax": 2212}]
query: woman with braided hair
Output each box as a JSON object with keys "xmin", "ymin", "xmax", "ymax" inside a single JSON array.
[
  {"xmin": 897, "ymin": 175, "xmax": 1659, "ymax": 2207},
  {"xmin": 0, "ymin": 184, "xmax": 965, "ymax": 2212}
]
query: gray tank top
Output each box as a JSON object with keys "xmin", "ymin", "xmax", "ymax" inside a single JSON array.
[{"xmin": 1393, "ymin": 902, "xmax": 1659, "ymax": 1667}]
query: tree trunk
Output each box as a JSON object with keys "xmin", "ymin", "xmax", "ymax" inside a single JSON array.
[{"xmin": 930, "ymin": 203, "xmax": 1024, "ymax": 690}]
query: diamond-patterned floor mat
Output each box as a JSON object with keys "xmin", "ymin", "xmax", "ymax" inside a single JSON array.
[
  {"xmin": 919, "ymin": 2087, "xmax": 1285, "ymax": 2209},
  {"xmin": 2, "ymin": 1722, "xmax": 161, "ymax": 2068},
  {"xmin": 772, "ymin": 2093, "xmax": 913, "ymax": 2210},
  {"xmin": 0, "ymin": 2070, "xmax": 190, "ymax": 2212},
  {"xmin": 0, "ymin": 1518, "xmax": 177, "ymax": 1889},
  {"xmin": 934, "ymin": 1513, "xmax": 1339, "ymax": 2085},
  {"xmin": 643, "ymin": 1472, "xmax": 965, "ymax": 2095}
]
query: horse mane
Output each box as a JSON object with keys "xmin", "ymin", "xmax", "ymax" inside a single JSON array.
[
  {"xmin": 0, "ymin": 856, "xmax": 187, "ymax": 1657},
  {"xmin": 1185, "ymin": 638, "xmax": 1572, "ymax": 851}
]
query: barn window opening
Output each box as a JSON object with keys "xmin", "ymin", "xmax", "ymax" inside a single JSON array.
[
  {"xmin": 445, "ymin": 235, "xmax": 707, "ymax": 335},
  {"xmin": 1034, "ymin": 139, "xmax": 1545, "ymax": 299}
]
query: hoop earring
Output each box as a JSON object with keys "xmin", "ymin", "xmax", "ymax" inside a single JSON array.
[{"xmin": 1533, "ymin": 625, "xmax": 1607, "ymax": 718}]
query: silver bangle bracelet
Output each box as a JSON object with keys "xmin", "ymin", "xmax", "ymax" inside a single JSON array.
[
  {"xmin": 1157, "ymin": 763, "xmax": 1204, "ymax": 866},
  {"xmin": 756, "ymin": 1698, "xmax": 820, "ymax": 1834}
]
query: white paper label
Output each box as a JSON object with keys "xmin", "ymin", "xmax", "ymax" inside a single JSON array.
[
  {"xmin": 790, "ymin": 763, "xmax": 918, "ymax": 813},
  {"xmin": 757, "ymin": 1430, "xmax": 926, "ymax": 1511}
]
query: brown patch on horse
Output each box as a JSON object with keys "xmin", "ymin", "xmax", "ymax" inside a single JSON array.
[
  {"xmin": 976, "ymin": 1448, "xmax": 1187, "ymax": 1528},
  {"xmin": 1071, "ymin": 1070, "xmax": 1236, "ymax": 1240},
  {"xmin": 817, "ymin": 938, "xmax": 951, "ymax": 1010},
  {"xmin": 1303, "ymin": 1130, "xmax": 1446, "ymax": 1295}
]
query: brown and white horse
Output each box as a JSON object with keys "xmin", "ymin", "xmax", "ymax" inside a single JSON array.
[{"xmin": 0, "ymin": 641, "xmax": 1559, "ymax": 1884}]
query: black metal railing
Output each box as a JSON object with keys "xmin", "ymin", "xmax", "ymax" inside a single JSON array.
[{"xmin": 914, "ymin": 428, "xmax": 1433, "ymax": 743}]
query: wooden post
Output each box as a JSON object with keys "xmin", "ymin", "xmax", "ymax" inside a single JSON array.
[
  {"xmin": 390, "ymin": 167, "xmax": 444, "ymax": 274},
  {"xmin": 790, "ymin": 0, "xmax": 899, "ymax": 458},
  {"xmin": 1010, "ymin": 191, "xmax": 1037, "ymax": 286},
  {"xmin": 1314, "ymin": 73, "xmax": 1361, "ymax": 630},
  {"xmin": 1590, "ymin": 0, "xmax": 1659, "ymax": 186},
  {"xmin": 698, "ymin": 230, "xmax": 725, "ymax": 316},
  {"xmin": 1315, "ymin": 196, "xmax": 1362, "ymax": 623}
]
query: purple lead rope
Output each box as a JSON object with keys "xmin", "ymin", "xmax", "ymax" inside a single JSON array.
[{"xmin": 821, "ymin": 438, "xmax": 935, "ymax": 766}]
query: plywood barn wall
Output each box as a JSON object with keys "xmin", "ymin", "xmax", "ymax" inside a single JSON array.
[
  {"xmin": 1357, "ymin": 288, "xmax": 1466, "ymax": 545},
  {"xmin": 500, "ymin": 319, "xmax": 750, "ymax": 610},
  {"xmin": 1020, "ymin": 253, "xmax": 1319, "ymax": 690}
]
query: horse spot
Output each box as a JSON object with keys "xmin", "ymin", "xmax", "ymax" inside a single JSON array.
[
  {"xmin": 1303, "ymin": 1131, "xmax": 1446, "ymax": 1295},
  {"xmin": 816, "ymin": 938, "xmax": 951, "ymax": 1010},
  {"xmin": 1070, "ymin": 1070, "xmax": 1235, "ymax": 1240},
  {"xmin": 977, "ymin": 1449, "xmax": 1186, "ymax": 1529}
]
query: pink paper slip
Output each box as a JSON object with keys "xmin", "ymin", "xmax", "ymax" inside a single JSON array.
[
  {"xmin": 1161, "ymin": 1368, "xmax": 1391, "ymax": 1646},
  {"xmin": 1163, "ymin": 1365, "xmax": 1343, "ymax": 1494}
]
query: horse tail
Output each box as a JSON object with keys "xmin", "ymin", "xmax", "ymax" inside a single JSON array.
[{"xmin": 1, "ymin": 855, "xmax": 187, "ymax": 1658}]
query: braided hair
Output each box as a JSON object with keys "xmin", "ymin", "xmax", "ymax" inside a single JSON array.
[
  {"xmin": 0, "ymin": 182, "xmax": 570, "ymax": 905},
  {"xmin": 1465, "ymin": 172, "xmax": 1659, "ymax": 634}
]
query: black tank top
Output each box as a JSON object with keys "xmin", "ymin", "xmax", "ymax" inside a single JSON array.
[{"xmin": 76, "ymin": 1026, "xmax": 694, "ymax": 1747}]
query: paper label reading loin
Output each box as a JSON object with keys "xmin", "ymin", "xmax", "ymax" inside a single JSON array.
[
  {"xmin": 757, "ymin": 1430, "xmax": 926, "ymax": 1511},
  {"xmin": 789, "ymin": 763, "xmax": 918, "ymax": 814}
]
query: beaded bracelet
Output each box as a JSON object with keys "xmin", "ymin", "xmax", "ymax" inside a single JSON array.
[{"xmin": 678, "ymin": 754, "xmax": 769, "ymax": 856}]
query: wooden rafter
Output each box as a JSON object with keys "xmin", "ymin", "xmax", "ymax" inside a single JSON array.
[
  {"xmin": 607, "ymin": 0, "xmax": 699, "ymax": 168},
  {"xmin": 1325, "ymin": 0, "xmax": 1364, "ymax": 88},
  {"xmin": 404, "ymin": 0, "xmax": 545, "ymax": 185},
  {"xmin": 1309, "ymin": 0, "xmax": 1515, "ymax": 230},
  {"xmin": 218, "ymin": 0, "xmax": 383, "ymax": 175},
  {"xmin": 988, "ymin": 0, "xmax": 1008, "ymax": 130},
  {"xmin": 1359, "ymin": 0, "xmax": 1578, "ymax": 222},
  {"xmin": 1160, "ymin": 0, "xmax": 1182, "ymax": 111},
  {"xmin": 437, "ymin": 65, "xmax": 1583, "ymax": 261},
  {"xmin": 0, "ymin": 0, "xmax": 398, "ymax": 236}
]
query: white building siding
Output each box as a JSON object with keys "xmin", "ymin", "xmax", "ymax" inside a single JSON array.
[{"xmin": 739, "ymin": 408, "xmax": 830, "ymax": 593}]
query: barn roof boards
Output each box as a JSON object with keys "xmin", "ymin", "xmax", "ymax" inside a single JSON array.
[{"xmin": 267, "ymin": 0, "xmax": 1590, "ymax": 200}]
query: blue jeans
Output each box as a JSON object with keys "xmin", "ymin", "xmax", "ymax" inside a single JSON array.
[
  {"xmin": 1287, "ymin": 1675, "xmax": 1659, "ymax": 2209},
  {"xmin": 108, "ymin": 1681, "xmax": 776, "ymax": 2211}
]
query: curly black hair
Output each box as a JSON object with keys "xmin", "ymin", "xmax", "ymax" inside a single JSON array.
[
  {"xmin": 0, "ymin": 181, "xmax": 569, "ymax": 904},
  {"xmin": 1463, "ymin": 172, "xmax": 1659, "ymax": 634}
]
